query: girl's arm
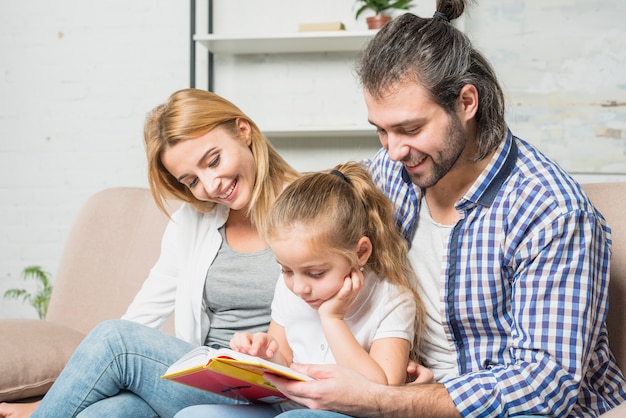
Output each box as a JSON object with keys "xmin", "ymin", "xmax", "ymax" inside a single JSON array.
[
  {"xmin": 320, "ymin": 270, "xmax": 414, "ymax": 385},
  {"xmin": 322, "ymin": 317, "xmax": 410, "ymax": 385}
]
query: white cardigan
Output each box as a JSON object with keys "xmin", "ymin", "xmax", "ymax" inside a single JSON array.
[{"xmin": 122, "ymin": 203, "xmax": 229, "ymax": 346}]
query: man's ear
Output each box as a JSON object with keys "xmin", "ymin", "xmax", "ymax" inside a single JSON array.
[
  {"xmin": 356, "ymin": 237, "xmax": 373, "ymax": 268},
  {"xmin": 458, "ymin": 84, "xmax": 478, "ymax": 122}
]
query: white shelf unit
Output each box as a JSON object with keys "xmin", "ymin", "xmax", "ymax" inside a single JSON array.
[
  {"xmin": 262, "ymin": 125, "xmax": 377, "ymax": 140},
  {"xmin": 193, "ymin": 31, "xmax": 376, "ymax": 55},
  {"xmin": 193, "ymin": 31, "xmax": 377, "ymax": 139}
]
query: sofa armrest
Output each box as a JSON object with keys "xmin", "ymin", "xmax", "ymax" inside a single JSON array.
[
  {"xmin": 0, "ymin": 319, "xmax": 85, "ymax": 402},
  {"xmin": 600, "ymin": 402, "xmax": 626, "ymax": 418}
]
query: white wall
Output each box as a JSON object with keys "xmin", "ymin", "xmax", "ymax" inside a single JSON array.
[
  {"xmin": 465, "ymin": 2, "xmax": 626, "ymax": 175},
  {"xmin": 0, "ymin": 1, "xmax": 190, "ymax": 318},
  {"xmin": 1, "ymin": 0, "xmax": 625, "ymax": 318}
]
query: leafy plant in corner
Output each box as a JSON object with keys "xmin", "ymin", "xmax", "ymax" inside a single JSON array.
[
  {"xmin": 3, "ymin": 265, "xmax": 53, "ymax": 319},
  {"xmin": 354, "ymin": 0, "xmax": 415, "ymax": 19}
]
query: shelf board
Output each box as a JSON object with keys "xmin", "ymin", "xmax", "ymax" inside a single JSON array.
[
  {"xmin": 262, "ymin": 126, "xmax": 377, "ymax": 139},
  {"xmin": 193, "ymin": 31, "xmax": 377, "ymax": 54}
]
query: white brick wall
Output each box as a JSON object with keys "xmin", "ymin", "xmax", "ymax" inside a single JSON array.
[
  {"xmin": 0, "ymin": 1, "xmax": 189, "ymax": 317},
  {"xmin": 0, "ymin": 0, "xmax": 381, "ymax": 318},
  {"xmin": 0, "ymin": 0, "xmax": 399, "ymax": 318},
  {"xmin": 1, "ymin": 0, "xmax": 625, "ymax": 318}
]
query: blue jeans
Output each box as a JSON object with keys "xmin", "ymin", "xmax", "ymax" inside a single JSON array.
[
  {"xmin": 275, "ymin": 412, "xmax": 352, "ymax": 418},
  {"xmin": 274, "ymin": 411, "xmax": 541, "ymax": 417},
  {"xmin": 175, "ymin": 404, "xmax": 281, "ymax": 417},
  {"xmin": 31, "ymin": 319, "xmax": 242, "ymax": 418}
]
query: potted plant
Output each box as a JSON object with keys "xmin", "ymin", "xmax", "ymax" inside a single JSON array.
[
  {"xmin": 3, "ymin": 265, "xmax": 53, "ymax": 319},
  {"xmin": 355, "ymin": 0, "xmax": 415, "ymax": 29}
]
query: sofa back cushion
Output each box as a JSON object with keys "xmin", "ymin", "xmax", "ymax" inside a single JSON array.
[
  {"xmin": 582, "ymin": 182, "xmax": 626, "ymax": 373},
  {"xmin": 46, "ymin": 187, "xmax": 178, "ymax": 336}
]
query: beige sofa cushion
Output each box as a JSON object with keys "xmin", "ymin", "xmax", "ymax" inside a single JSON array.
[
  {"xmin": 582, "ymin": 182, "xmax": 626, "ymax": 372},
  {"xmin": 0, "ymin": 188, "xmax": 177, "ymax": 403},
  {"xmin": 0, "ymin": 319, "xmax": 85, "ymax": 402},
  {"xmin": 46, "ymin": 187, "xmax": 176, "ymax": 336}
]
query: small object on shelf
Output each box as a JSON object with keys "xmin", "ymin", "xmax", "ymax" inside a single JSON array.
[
  {"xmin": 354, "ymin": 0, "xmax": 415, "ymax": 29},
  {"xmin": 298, "ymin": 22, "xmax": 346, "ymax": 32},
  {"xmin": 366, "ymin": 15, "xmax": 392, "ymax": 29}
]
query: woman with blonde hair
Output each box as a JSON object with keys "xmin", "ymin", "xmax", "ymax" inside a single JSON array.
[{"xmin": 0, "ymin": 88, "xmax": 299, "ymax": 418}]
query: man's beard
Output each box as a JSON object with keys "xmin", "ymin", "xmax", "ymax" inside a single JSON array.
[{"xmin": 409, "ymin": 113, "xmax": 467, "ymax": 189}]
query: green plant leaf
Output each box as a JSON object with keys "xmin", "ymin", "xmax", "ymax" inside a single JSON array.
[
  {"xmin": 3, "ymin": 265, "xmax": 53, "ymax": 319},
  {"xmin": 3, "ymin": 288, "xmax": 28, "ymax": 300},
  {"xmin": 354, "ymin": 0, "xmax": 415, "ymax": 19},
  {"xmin": 390, "ymin": 0, "xmax": 415, "ymax": 10}
]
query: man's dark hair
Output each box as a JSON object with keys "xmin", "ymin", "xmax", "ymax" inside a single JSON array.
[{"xmin": 356, "ymin": 0, "xmax": 507, "ymax": 161}]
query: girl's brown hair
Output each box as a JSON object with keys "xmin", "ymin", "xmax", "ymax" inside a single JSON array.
[
  {"xmin": 144, "ymin": 88, "xmax": 299, "ymax": 233},
  {"xmin": 266, "ymin": 161, "xmax": 425, "ymax": 358}
]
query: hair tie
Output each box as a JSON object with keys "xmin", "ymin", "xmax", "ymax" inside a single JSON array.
[
  {"xmin": 330, "ymin": 169, "xmax": 350, "ymax": 184},
  {"xmin": 433, "ymin": 11, "xmax": 450, "ymax": 22}
]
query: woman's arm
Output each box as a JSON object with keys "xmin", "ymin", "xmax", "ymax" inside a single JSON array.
[{"xmin": 121, "ymin": 210, "xmax": 182, "ymax": 327}]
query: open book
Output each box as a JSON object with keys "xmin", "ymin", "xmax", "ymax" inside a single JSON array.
[{"xmin": 161, "ymin": 346, "xmax": 311, "ymax": 404}]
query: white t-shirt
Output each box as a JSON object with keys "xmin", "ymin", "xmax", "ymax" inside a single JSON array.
[
  {"xmin": 271, "ymin": 270, "xmax": 416, "ymax": 364},
  {"xmin": 409, "ymin": 198, "xmax": 459, "ymax": 382}
]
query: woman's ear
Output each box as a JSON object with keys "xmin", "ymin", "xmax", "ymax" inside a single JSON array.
[
  {"xmin": 235, "ymin": 118, "xmax": 252, "ymax": 145},
  {"xmin": 356, "ymin": 237, "xmax": 373, "ymax": 268}
]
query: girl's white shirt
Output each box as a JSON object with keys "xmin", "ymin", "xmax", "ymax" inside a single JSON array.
[
  {"xmin": 122, "ymin": 203, "xmax": 229, "ymax": 345},
  {"xmin": 272, "ymin": 269, "xmax": 416, "ymax": 364}
]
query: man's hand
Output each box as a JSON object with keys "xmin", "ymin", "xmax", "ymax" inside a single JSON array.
[
  {"xmin": 265, "ymin": 363, "xmax": 460, "ymax": 417},
  {"xmin": 265, "ymin": 363, "xmax": 379, "ymax": 413}
]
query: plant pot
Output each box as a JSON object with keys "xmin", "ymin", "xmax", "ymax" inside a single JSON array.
[{"xmin": 366, "ymin": 15, "xmax": 392, "ymax": 29}]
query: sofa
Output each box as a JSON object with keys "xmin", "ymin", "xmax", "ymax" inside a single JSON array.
[
  {"xmin": 0, "ymin": 185, "xmax": 624, "ymax": 416},
  {"xmin": 0, "ymin": 187, "xmax": 178, "ymax": 402}
]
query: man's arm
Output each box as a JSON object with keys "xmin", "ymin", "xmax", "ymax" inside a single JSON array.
[{"xmin": 266, "ymin": 363, "xmax": 461, "ymax": 418}]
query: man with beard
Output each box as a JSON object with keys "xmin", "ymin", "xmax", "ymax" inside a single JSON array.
[{"xmin": 266, "ymin": 3, "xmax": 626, "ymax": 418}]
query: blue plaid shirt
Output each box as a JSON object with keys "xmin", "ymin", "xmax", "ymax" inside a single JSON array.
[{"xmin": 367, "ymin": 130, "xmax": 626, "ymax": 417}]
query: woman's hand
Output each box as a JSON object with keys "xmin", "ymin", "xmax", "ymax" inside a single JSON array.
[{"xmin": 229, "ymin": 331, "xmax": 279, "ymax": 360}]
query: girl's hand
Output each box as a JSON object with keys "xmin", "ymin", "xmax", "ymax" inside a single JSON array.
[
  {"xmin": 318, "ymin": 268, "xmax": 363, "ymax": 320},
  {"xmin": 230, "ymin": 332, "xmax": 279, "ymax": 360},
  {"xmin": 406, "ymin": 360, "xmax": 435, "ymax": 384}
]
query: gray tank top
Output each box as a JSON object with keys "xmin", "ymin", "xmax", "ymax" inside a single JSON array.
[{"xmin": 203, "ymin": 226, "xmax": 279, "ymax": 348}]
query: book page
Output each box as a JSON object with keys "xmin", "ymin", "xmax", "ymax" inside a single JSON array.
[
  {"xmin": 164, "ymin": 346, "xmax": 215, "ymax": 374},
  {"xmin": 216, "ymin": 356, "xmax": 311, "ymax": 382},
  {"xmin": 164, "ymin": 346, "xmax": 311, "ymax": 381}
]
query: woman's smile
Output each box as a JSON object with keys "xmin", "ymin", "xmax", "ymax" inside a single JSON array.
[{"xmin": 216, "ymin": 179, "xmax": 238, "ymax": 200}]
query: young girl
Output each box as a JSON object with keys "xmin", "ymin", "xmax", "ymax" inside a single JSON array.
[
  {"xmin": 175, "ymin": 162, "xmax": 425, "ymax": 417},
  {"xmin": 0, "ymin": 88, "xmax": 299, "ymax": 418}
]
